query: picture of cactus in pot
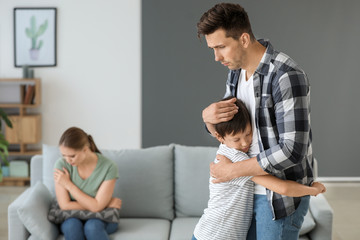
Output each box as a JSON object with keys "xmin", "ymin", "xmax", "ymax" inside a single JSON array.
[{"xmin": 25, "ymin": 16, "xmax": 48, "ymax": 60}]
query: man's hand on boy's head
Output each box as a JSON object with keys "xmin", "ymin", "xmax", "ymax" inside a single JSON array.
[
  {"xmin": 202, "ymin": 97, "xmax": 238, "ymax": 125},
  {"xmin": 210, "ymin": 154, "xmax": 235, "ymax": 183}
]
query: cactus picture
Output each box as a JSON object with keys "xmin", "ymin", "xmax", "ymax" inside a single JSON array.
[
  {"xmin": 25, "ymin": 16, "xmax": 48, "ymax": 60},
  {"xmin": 14, "ymin": 8, "xmax": 57, "ymax": 67}
]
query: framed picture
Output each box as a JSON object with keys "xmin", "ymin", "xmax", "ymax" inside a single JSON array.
[{"xmin": 14, "ymin": 8, "xmax": 57, "ymax": 67}]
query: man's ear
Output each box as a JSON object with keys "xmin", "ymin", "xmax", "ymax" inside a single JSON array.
[{"xmin": 240, "ymin": 33, "xmax": 251, "ymax": 48}]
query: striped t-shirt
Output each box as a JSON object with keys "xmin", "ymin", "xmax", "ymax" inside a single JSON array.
[{"xmin": 193, "ymin": 144, "xmax": 254, "ymax": 240}]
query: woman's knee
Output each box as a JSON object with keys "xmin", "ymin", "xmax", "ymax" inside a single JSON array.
[
  {"xmin": 61, "ymin": 218, "xmax": 83, "ymax": 232},
  {"xmin": 61, "ymin": 218, "xmax": 85, "ymax": 239},
  {"xmin": 84, "ymin": 219, "xmax": 107, "ymax": 236}
]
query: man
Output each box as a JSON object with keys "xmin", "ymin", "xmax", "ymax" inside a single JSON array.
[{"xmin": 198, "ymin": 3, "xmax": 313, "ymax": 239}]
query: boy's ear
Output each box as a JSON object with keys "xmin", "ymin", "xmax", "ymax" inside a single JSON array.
[{"xmin": 214, "ymin": 132, "xmax": 224, "ymax": 143}]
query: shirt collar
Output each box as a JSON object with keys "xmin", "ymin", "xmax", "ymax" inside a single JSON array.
[{"xmin": 255, "ymin": 39, "xmax": 274, "ymax": 76}]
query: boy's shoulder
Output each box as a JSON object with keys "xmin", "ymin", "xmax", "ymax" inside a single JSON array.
[{"xmin": 217, "ymin": 144, "xmax": 249, "ymax": 163}]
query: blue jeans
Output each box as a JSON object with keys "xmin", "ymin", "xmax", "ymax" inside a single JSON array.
[
  {"xmin": 61, "ymin": 218, "xmax": 118, "ymax": 240},
  {"xmin": 246, "ymin": 194, "xmax": 310, "ymax": 240}
]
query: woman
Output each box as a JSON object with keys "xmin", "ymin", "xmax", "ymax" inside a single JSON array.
[{"xmin": 54, "ymin": 127, "xmax": 121, "ymax": 240}]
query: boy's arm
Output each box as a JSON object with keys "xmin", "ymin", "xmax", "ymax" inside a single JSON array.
[{"xmin": 251, "ymin": 175, "xmax": 326, "ymax": 197}]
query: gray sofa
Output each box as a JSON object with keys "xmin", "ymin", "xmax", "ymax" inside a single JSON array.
[{"xmin": 8, "ymin": 144, "xmax": 333, "ymax": 240}]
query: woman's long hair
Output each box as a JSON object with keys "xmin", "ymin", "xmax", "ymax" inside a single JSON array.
[{"xmin": 59, "ymin": 127, "xmax": 101, "ymax": 153}]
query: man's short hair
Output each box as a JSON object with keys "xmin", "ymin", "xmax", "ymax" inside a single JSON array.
[
  {"xmin": 215, "ymin": 97, "xmax": 252, "ymax": 138},
  {"xmin": 197, "ymin": 3, "xmax": 255, "ymax": 41}
]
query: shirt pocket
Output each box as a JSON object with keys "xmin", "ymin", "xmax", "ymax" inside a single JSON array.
[
  {"xmin": 260, "ymin": 95, "xmax": 274, "ymax": 108},
  {"xmin": 258, "ymin": 95, "xmax": 277, "ymax": 134}
]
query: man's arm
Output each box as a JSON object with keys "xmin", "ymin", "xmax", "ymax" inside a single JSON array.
[
  {"xmin": 211, "ymin": 71, "xmax": 311, "ymax": 182},
  {"xmin": 211, "ymin": 155, "xmax": 267, "ymax": 183},
  {"xmin": 251, "ymin": 175, "xmax": 326, "ymax": 197},
  {"xmin": 257, "ymin": 71, "xmax": 311, "ymax": 173}
]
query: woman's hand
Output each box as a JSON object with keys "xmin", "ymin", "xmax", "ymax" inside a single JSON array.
[
  {"xmin": 311, "ymin": 181, "xmax": 326, "ymax": 196},
  {"xmin": 54, "ymin": 168, "xmax": 72, "ymax": 190},
  {"xmin": 107, "ymin": 197, "xmax": 122, "ymax": 209}
]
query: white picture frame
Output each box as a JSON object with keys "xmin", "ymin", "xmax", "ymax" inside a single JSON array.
[{"xmin": 14, "ymin": 8, "xmax": 57, "ymax": 67}]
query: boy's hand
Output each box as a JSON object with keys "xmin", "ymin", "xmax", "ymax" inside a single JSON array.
[
  {"xmin": 311, "ymin": 181, "xmax": 326, "ymax": 196},
  {"xmin": 210, "ymin": 154, "xmax": 235, "ymax": 183},
  {"xmin": 202, "ymin": 97, "xmax": 238, "ymax": 125}
]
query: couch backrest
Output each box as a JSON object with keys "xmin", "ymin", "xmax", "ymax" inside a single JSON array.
[
  {"xmin": 173, "ymin": 144, "xmax": 217, "ymax": 217},
  {"xmin": 42, "ymin": 144, "xmax": 62, "ymax": 196},
  {"xmin": 102, "ymin": 146, "xmax": 174, "ymax": 220}
]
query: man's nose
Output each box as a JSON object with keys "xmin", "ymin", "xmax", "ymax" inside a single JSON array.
[{"xmin": 214, "ymin": 49, "xmax": 223, "ymax": 61}]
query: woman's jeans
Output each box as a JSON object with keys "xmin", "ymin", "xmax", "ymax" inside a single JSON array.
[{"xmin": 61, "ymin": 218, "xmax": 118, "ymax": 240}]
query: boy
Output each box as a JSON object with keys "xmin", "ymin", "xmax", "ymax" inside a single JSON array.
[{"xmin": 192, "ymin": 98, "xmax": 325, "ymax": 240}]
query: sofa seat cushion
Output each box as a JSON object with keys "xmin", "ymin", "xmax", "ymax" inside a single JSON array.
[
  {"xmin": 299, "ymin": 236, "xmax": 310, "ymax": 240},
  {"xmin": 169, "ymin": 217, "xmax": 199, "ymax": 240},
  {"xmin": 113, "ymin": 218, "xmax": 171, "ymax": 240},
  {"xmin": 169, "ymin": 217, "xmax": 312, "ymax": 240},
  {"xmin": 51, "ymin": 218, "xmax": 171, "ymax": 240}
]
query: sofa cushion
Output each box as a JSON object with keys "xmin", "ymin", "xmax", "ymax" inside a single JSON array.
[
  {"xmin": 169, "ymin": 217, "xmax": 199, "ymax": 240},
  {"xmin": 45, "ymin": 218, "xmax": 171, "ymax": 240},
  {"xmin": 112, "ymin": 218, "xmax": 171, "ymax": 240},
  {"xmin": 43, "ymin": 144, "xmax": 61, "ymax": 196},
  {"xmin": 17, "ymin": 182, "xmax": 59, "ymax": 240},
  {"xmin": 173, "ymin": 144, "xmax": 217, "ymax": 217},
  {"xmin": 169, "ymin": 215, "xmax": 314, "ymax": 240},
  {"xmin": 299, "ymin": 209, "xmax": 316, "ymax": 235},
  {"xmin": 102, "ymin": 145, "xmax": 174, "ymax": 220}
]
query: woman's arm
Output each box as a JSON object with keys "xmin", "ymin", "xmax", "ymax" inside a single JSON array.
[
  {"xmin": 251, "ymin": 175, "xmax": 326, "ymax": 197},
  {"xmin": 54, "ymin": 167, "xmax": 116, "ymax": 212}
]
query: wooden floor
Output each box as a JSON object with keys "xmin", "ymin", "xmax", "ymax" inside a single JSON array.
[{"xmin": 1, "ymin": 183, "xmax": 359, "ymax": 240}]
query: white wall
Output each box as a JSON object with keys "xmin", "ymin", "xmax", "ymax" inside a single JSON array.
[{"xmin": 0, "ymin": 0, "xmax": 141, "ymax": 149}]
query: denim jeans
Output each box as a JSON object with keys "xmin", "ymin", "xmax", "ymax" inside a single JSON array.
[
  {"xmin": 61, "ymin": 218, "xmax": 118, "ymax": 240},
  {"xmin": 246, "ymin": 194, "xmax": 310, "ymax": 240}
]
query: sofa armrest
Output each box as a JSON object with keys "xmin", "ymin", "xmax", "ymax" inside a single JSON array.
[
  {"xmin": 30, "ymin": 155, "xmax": 43, "ymax": 186},
  {"xmin": 8, "ymin": 188, "xmax": 31, "ymax": 240},
  {"xmin": 308, "ymin": 194, "xmax": 333, "ymax": 240}
]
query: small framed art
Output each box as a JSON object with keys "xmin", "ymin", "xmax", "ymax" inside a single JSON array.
[{"xmin": 14, "ymin": 8, "xmax": 57, "ymax": 67}]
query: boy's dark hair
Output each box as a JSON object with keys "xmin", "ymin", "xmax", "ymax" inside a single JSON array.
[
  {"xmin": 197, "ymin": 3, "xmax": 255, "ymax": 41},
  {"xmin": 215, "ymin": 97, "xmax": 252, "ymax": 138}
]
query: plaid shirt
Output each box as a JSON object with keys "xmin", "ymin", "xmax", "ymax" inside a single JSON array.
[{"xmin": 224, "ymin": 39, "xmax": 313, "ymax": 220}]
